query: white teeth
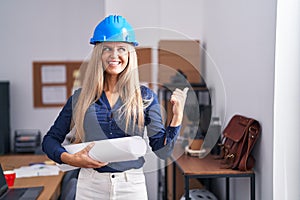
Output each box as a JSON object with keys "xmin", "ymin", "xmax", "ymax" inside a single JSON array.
[{"xmin": 109, "ymin": 61, "xmax": 119, "ymax": 65}]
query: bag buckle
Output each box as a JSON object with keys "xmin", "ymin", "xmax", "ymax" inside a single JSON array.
[
  {"xmin": 225, "ymin": 153, "xmax": 235, "ymax": 159},
  {"xmin": 249, "ymin": 126, "xmax": 258, "ymax": 134}
]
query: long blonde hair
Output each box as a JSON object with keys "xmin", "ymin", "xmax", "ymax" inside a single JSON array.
[{"xmin": 72, "ymin": 43, "xmax": 144, "ymax": 143}]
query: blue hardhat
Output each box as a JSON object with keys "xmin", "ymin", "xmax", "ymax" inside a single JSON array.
[{"xmin": 90, "ymin": 15, "xmax": 138, "ymax": 46}]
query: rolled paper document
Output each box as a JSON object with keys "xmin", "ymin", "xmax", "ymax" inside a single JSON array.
[{"xmin": 57, "ymin": 136, "xmax": 147, "ymax": 172}]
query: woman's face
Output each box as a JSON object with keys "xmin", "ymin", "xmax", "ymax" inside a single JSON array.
[{"xmin": 101, "ymin": 42, "xmax": 129, "ymax": 76}]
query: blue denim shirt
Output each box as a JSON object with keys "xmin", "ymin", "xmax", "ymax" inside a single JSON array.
[{"xmin": 42, "ymin": 86, "xmax": 180, "ymax": 172}]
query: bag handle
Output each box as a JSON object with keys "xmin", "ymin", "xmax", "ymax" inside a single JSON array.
[{"xmin": 238, "ymin": 121, "xmax": 260, "ymax": 170}]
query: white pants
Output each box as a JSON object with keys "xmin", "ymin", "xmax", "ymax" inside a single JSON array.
[{"xmin": 75, "ymin": 168, "xmax": 148, "ymax": 200}]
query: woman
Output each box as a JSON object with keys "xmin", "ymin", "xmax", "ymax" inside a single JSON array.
[{"xmin": 42, "ymin": 15, "xmax": 188, "ymax": 199}]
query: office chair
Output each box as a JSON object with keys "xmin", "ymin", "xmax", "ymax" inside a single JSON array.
[
  {"xmin": 60, "ymin": 178, "xmax": 77, "ymax": 200},
  {"xmin": 59, "ymin": 169, "xmax": 79, "ymax": 200}
]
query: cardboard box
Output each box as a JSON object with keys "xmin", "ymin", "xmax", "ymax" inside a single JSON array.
[
  {"xmin": 136, "ymin": 47, "xmax": 152, "ymax": 84},
  {"xmin": 158, "ymin": 40, "xmax": 202, "ymax": 85}
]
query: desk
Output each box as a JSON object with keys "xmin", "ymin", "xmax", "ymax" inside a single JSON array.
[
  {"xmin": 0, "ymin": 154, "xmax": 64, "ymax": 200},
  {"xmin": 171, "ymin": 144, "xmax": 255, "ymax": 200}
]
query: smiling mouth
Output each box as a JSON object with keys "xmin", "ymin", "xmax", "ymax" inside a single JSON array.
[{"xmin": 108, "ymin": 61, "xmax": 121, "ymax": 65}]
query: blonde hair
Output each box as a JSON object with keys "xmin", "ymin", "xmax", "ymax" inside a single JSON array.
[{"xmin": 72, "ymin": 43, "xmax": 144, "ymax": 143}]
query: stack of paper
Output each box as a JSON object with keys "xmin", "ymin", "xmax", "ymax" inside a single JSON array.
[
  {"xmin": 58, "ymin": 136, "xmax": 147, "ymax": 172},
  {"xmin": 14, "ymin": 164, "xmax": 60, "ymax": 178}
]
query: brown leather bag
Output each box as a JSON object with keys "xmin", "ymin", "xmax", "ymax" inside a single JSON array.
[{"xmin": 217, "ymin": 114, "xmax": 261, "ymax": 171}]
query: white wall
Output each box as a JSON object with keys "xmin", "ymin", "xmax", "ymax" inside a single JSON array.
[
  {"xmin": 198, "ymin": 1, "xmax": 276, "ymax": 200},
  {"xmin": 0, "ymin": 0, "xmax": 104, "ymax": 137},
  {"xmin": 274, "ymin": 0, "xmax": 300, "ymax": 199}
]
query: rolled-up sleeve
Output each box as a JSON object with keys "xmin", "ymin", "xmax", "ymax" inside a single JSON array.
[
  {"xmin": 144, "ymin": 89, "xmax": 181, "ymax": 159},
  {"xmin": 42, "ymin": 95, "xmax": 73, "ymax": 164}
]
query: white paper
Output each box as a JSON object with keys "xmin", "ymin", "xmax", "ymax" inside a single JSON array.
[
  {"xmin": 57, "ymin": 136, "xmax": 147, "ymax": 172},
  {"xmin": 14, "ymin": 164, "xmax": 60, "ymax": 178},
  {"xmin": 42, "ymin": 86, "xmax": 67, "ymax": 104},
  {"xmin": 41, "ymin": 65, "xmax": 66, "ymax": 83}
]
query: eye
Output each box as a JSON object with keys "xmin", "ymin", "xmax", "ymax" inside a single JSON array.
[
  {"xmin": 118, "ymin": 47, "xmax": 127, "ymax": 53},
  {"xmin": 102, "ymin": 46, "xmax": 111, "ymax": 52}
]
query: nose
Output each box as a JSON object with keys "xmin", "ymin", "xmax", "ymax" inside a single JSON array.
[{"xmin": 110, "ymin": 48, "xmax": 118, "ymax": 58}]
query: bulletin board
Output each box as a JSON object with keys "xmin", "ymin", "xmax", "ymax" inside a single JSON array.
[{"xmin": 33, "ymin": 61, "xmax": 86, "ymax": 108}]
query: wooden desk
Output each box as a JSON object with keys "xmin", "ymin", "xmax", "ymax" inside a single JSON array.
[
  {"xmin": 0, "ymin": 154, "xmax": 64, "ymax": 200},
  {"xmin": 171, "ymin": 144, "xmax": 255, "ymax": 200}
]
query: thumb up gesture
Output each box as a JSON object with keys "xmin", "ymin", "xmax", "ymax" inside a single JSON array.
[{"xmin": 170, "ymin": 87, "xmax": 189, "ymax": 126}]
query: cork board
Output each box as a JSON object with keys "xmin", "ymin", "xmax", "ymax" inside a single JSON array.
[{"xmin": 33, "ymin": 61, "xmax": 86, "ymax": 108}]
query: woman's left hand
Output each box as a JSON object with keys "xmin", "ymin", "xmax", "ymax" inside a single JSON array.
[{"xmin": 170, "ymin": 87, "xmax": 189, "ymax": 126}]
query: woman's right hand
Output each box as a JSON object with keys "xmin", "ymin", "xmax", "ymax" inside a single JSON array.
[{"xmin": 61, "ymin": 142, "xmax": 108, "ymax": 168}]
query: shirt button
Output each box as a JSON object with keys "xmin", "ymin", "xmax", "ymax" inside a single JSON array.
[{"xmin": 111, "ymin": 174, "xmax": 115, "ymax": 178}]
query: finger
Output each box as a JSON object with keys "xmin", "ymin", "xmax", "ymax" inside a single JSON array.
[
  {"xmin": 170, "ymin": 95, "xmax": 177, "ymax": 104},
  {"xmin": 172, "ymin": 90, "xmax": 185, "ymax": 98},
  {"xmin": 183, "ymin": 87, "xmax": 189, "ymax": 95},
  {"xmin": 87, "ymin": 159, "xmax": 109, "ymax": 168},
  {"xmin": 171, "ymin": 93, "xmax": 185, "ymax": 103},
  {"xmin": 172, "ymin": 92, "xmax": 185, "ymax": 101},
  {"xmin": 90, "ymin": 161, "xmax": 108, "ymax": 168},
  {"xmin": 100, "ymin": 162, "xmax": 109, "ymax": 167},
  {"xmin": 173, "ymin": 88, "xmax": 189, "ymax": 96},
  {"xmin": 84, "ymin": 142, "xmax": 95, "ymax": 152},
  {"xmin": 172, "ymin": 90, "xmax": 181, "ymax": 96}
]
